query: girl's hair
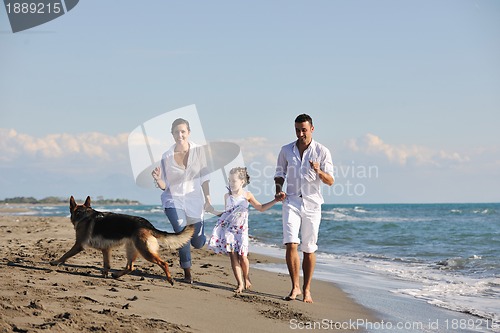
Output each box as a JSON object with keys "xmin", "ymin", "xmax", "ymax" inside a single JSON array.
[
  {"xmin": 229, "ymin": 167, "xmax": 250, "ymax": 187},
  {"xmin": 171, "ymin": 118, "xmax": 191, "ymax": 133}
]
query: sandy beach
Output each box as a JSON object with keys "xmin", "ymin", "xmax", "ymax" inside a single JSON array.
[{"xmin": 0, "ymin": 214, "xmax": 377, "ymax": 333}]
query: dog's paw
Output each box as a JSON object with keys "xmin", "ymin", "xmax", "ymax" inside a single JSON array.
[{"xmin": 49, "ymin": 260, "xmax": 61, "ymax": 266}]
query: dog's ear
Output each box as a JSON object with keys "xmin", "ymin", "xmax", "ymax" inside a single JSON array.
[
  {"xmin": 69, "ymin": 196, "xmax": 77, "ymax": 212},
  {"xmin": 84, "ymin": 196, "xmax": 91, "ymax": 208}
]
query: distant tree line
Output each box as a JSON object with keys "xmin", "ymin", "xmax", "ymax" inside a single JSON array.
[{"xmin": 0, "ymin": 196, "xmax": 141, "ymax": 205}]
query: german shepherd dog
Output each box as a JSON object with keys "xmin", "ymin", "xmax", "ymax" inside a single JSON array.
[{"xmin": 50, "ymin": 196, "xmax": 195, "ymax": 285}]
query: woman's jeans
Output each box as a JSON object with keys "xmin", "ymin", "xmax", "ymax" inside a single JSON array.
[{"xmin": 164, "ymin": 208, "xmax": 206, "ymax": 269}]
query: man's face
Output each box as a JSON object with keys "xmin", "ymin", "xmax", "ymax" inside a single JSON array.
[{"xmin": 295, "ymin": 121, "xmax": 314, "ymax": 145}]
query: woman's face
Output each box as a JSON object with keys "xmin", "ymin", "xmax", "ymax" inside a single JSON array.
[
  {"xmin": 228, "ymin": 173, "xmax": 244, "ymax": 193},
  {"xmin": 171, "ymin": 124, "xmax": 190, "ymax": 145}
]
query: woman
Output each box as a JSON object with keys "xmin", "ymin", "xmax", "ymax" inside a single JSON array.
[{"xmin": 152, "ymin": 118, "xmax": 212, "ymax": 283}]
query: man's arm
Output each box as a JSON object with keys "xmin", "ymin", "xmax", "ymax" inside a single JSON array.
[
  {"xmin": 274, "ymin": 146, "xmax": 287, "ymax": 201},
  {"xmin": 274, "ymin": 177, "xmax": 286, "ymax": 201},
  {"xmin": 309, "ymin": 161, "xmax": 334, "ymax": 186}
]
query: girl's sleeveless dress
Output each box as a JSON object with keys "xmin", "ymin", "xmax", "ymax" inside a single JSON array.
[{"xmin": 208, "ymin": 192, "xmax": 249, "ymax": 256}]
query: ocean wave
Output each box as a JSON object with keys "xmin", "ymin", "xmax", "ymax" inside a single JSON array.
[
  {"xmin": 365, "ymin": 258, "xmax": 500, "ymax": 324},
  {"xmin": 13, "ymin": 210, "xmax": 38, "ymax": 216},
  {"xmin": 437, "ymin": 256, "xmax": 477, "ymax": 268},
  {"xmin": 397, "ymin": 277, "xmax": 500, "ymax": 325},
  {"xmin": 474, "ymin": 208, "xmax": 497, "ymax": 215},
  {"xmin": 353, "ymin": 206, "xmax": 368, "ymax": 213}
]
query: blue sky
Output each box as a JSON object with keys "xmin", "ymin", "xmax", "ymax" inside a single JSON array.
[{"xmin": 1, "ymin": 0, "xmax": 499, "ymax": 204}]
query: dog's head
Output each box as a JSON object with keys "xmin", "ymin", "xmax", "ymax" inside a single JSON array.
[{"xmin": 69, "ymin": 196, "xmax": 93, "ymax": 225}]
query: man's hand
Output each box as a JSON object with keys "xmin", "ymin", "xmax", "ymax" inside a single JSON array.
[
  {"xmin": 309, "ymin": 160, "xmax": 334, "ymax": 186},
  {"xmin": 309, "ymin": 160, "xmax": 320, "ymax": 173}
]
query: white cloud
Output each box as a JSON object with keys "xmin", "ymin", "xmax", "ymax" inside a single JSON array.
[
  {"xmin": 0, "ymin": 128, "xmax": 129, "ymax": 163},
  {"xmin": 3, "ymin": 130, "xmax": 485, "ymax": 172},
  {"xmin": 0, "ymin": 129, "xmax": 148, "ymax": 202},
  {"xmin": 346, "ymin": 133, "xmax": 470, "ymax": 167},
  {"xmin": 1, "ymin": 130, "xmax": 498, "ymax": 203},
  {"xmin": 224, "ymin": 136, "xmax": 280, "ymax": 166}
]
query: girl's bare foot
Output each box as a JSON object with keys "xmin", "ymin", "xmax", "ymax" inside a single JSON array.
[
  {"xmin": 283, "ymin": 288, "xmax": 302, "ymax": 301},
  {"xmin": 234, "ymin": 285, "xmax": 244, "ymax": 293}
]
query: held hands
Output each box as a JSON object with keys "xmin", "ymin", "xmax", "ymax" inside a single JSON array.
[
  {"xmin": 275, "ymin": 191, "xmax": 286, "ymax": 202},
  {"xmin": 204, "ymin": 201, "xmax": 215, "ymax": 214},
  {"xmin": 205, "ymin": 202, "xmax": 223, "ymax": 217},
  {"xmin": 273, "ymin": 162, "xmax": 322, "ymax": 202}
]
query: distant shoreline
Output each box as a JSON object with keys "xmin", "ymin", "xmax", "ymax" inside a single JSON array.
[
  {"xmin": 0, "ymin": 200, "xmax": 142, "ymax": 214},
  {"xmin": 0, "ymin": 197, "xmax": 141, "ymax": 206}
]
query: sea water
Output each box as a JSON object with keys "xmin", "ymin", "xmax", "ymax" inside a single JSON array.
[{"xmin": 16, "ymin": 203, "xmax": 499, "ymax": 332}]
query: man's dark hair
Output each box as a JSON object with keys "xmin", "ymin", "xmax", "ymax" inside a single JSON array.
[{"xmin": 295, "ymin": 114, "xmax": 313, "ymax": 126}]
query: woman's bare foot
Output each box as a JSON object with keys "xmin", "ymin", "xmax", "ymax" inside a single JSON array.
[
  {"xmin": 234, "ymin": 285, "xmax": 244, "ymax": 293},
  {"xmin": 283, "ymin": 288, "xmax": 302, "ymax": 301},
  {"xmin": 181, "ymin": 277, "xmax": 193, "ymax": 284},
  {"xmin": 182, "ymin": 268, "xmax": 193, "ymax": 284}
]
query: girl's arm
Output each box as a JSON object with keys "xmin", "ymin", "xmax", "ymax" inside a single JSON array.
[{"xmin": 246, "ymin": 191, "xmax": 278, "ymax": 212}]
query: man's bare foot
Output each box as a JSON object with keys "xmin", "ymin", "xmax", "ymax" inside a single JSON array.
[
  {"xmin": 283, "ymin": 288, "xmax": 302, "ymax": 301},
  {"xmin": 303, "ymin": 290, "xmax": 313, "ymax": 303},
  {"xmin": 244, "ymin": 279, "xmax": 252, "ymax": 290}
]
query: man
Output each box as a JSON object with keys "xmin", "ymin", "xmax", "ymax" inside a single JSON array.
[{"xmin": 274, "ymin": 114, "xmax": 334, "ymax": 303}]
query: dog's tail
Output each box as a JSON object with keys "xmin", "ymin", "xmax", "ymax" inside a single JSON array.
[{"xmin": 153, "ymin": 224, "xmax": 195, "ymax": 250}]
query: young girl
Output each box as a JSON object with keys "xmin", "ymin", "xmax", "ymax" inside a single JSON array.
[{"xmin": 208, "ymin": 167, "xmax": 278, "ymax": 293}]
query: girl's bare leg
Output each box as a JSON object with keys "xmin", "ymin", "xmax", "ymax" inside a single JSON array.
[
  {"xmin": 229, "ymin": 252, "xmax": 244, "ymax": 293},
  {"xmin": 239, "ymin": 254, "xmax": 251, "ymax": 290}
]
